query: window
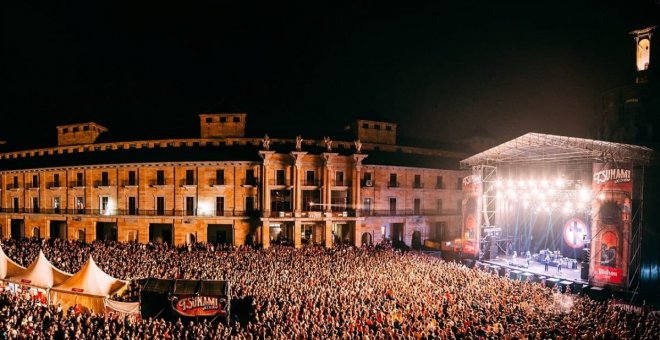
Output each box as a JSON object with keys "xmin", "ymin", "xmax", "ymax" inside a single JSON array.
[
  {"xmin": 76, "ymin": 173, "xmax": 84, "ymax": 187},
  {"xmin": 436, "ymin": 176, "xmax": 443, "ymax": 189},
  {"xmin": 245, "ymin": 196, "xmax": 255, "ymax": 212},
  {"xmin": 216, "ymin": 197, "xmax": 225, "ymax": 216},
  {"xmin": 436, "ymin": 199, "xmax": 443, "ymax": 214},
  {"xmin": 220, "ymin": 117, "xmax": 227, "ymax": 123},
  {"xmin": 305, "ymin": 171, "xmax": 315, "ymax": 186},
  {"xmin": 76, "ymin": 197, "xmax": 85, "ymax": 214},
  {"xmin": 13, "ymin": 197, "xmax": 19, "ymax": 213},
  {"xmin": 414, "ymin": 174, "xmax": 421, "ymax": 188},
  {"xmin": 73, "ymin": 127, "xmax": 79, "ymax": 132},
  {"xmin": 330, "ymin": 191, "xmax": 348, "ymax": 212},
  {"xmin": 335, "ymin": 171, "xmax": 344, "ymax": 186},
  {"xmin": 271, "ymin": 189, "xmax": 291, "ymax": 211},
  {"xmin": 63, "ymin": 128, "xmax": 69, "ymax": 133},
  {"xmin": 32, "ymin": 174, "xmax": 39, "ymax": 188},
  {"xmin": 457, "ymin": 177, "xmax": 463, "ymax": 190},
  {"xmin": 156, "ymin": 197, "xmax": 165, "ymax": 215},
  {"xmin": 233, "ymin": 116, "xmax": 240, "ymax": 122},
  {"xmin": 32, "ymin": 197, "xmax": 39, "ymax": 213},
  {"xmin": 389, "ymin": 198, "xmax": 397, "ymax": 215},
  {"xmin": 53, "ymin": 197, "xmax": 61, "ymax": 213},
  {"xmin": 100, "ymin": 196, "xmax": 109, "ymax": 213},
  {"xmin": 185, "ymin": 170, "xmax": 195, "ymax": 185},
  {"xmin": 53, "ymin": 174, "xmax": 60, "ymax": 187},
  {"xmin": 128, "ymin": 197, "xmax": 137, "ymax": 215},
  {"xmin": 156, "ymin": 170, "xmax": 165, "ymax": 185},
  {"xmin": 185, "ymin": 197, "xmax": 195, "ymax": 216},
  {"xmin": 389, "ymin": 174, "xmax": 398, "ymax": 187},
  {"xmin": 101, "ymin": 172, "xmax": 109, "ymax": 186},
  {"xmin": 275, "ymin": 169, "xmax": 285, "ymax": 185},
  {"xmin": 13, "ymin": 176, "xmax": 18, "ymax": 188},
  {"xmin": 302, "ymin": 190, "xmax": 320, "ymax": 211},
  {"xmin": 83, "ymin": 126, "xmax": 89, "ymax": 131},
  {"xmin": 386, "ymin": 125, "xmax": 392, "ymax": 131},
  {"xmin": 245, "ymin": 169, "xmax": 256, "ymax": 185},
  {"xmin": 128, "ymin": 171, "xmax": 136, "ymax": 186},
  {"xmin": 413, "ymin": 198, "xmax": 421, "ymax": 215},
  {"xmin": 363, "ymin": 172, "xmax": 373, "ymax": 187},
  {"xmin": 205, "ymin": 117, "xmax": 212, "ymax": 123},
  {"xmin": 374, "ymin": 124, "xmax": 381, "ymax": 130},
  {"xmin": 362, "ymin": 198, "xmax": 372, "ymax": 213},
  {"xmin": 362, "ymin": 123, "xmax": 369, "ymax": 128},
  {"xmin": 216, "ymin": 169, "xmax": 225, "ymax": 185}
]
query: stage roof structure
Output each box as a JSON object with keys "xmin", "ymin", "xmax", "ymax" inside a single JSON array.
[{"xmin": 460, "ymin": 133, "xmax": 654, "ymax": 169}]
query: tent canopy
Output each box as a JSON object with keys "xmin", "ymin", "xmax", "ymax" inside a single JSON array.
[
  {"xmin": 0, "ymin": 245, "xmax": 25, "ymax": 279},
  {"xmin": 51, "ymin": 256, "xmax": 126, "ymax": 297},
  {"xmin": 6, "ymin": 250, "xmax": 71, "ymax": 289}
]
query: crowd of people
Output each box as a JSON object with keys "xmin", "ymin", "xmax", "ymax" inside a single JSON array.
[{"xmin": 0, "ymin": 237, "xmax": 658, "ymax": 339}]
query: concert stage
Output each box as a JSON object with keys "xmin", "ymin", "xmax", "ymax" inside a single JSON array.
[{"xmin": 481, "ymin": 255, "xmax": 587, "ymax": 285}]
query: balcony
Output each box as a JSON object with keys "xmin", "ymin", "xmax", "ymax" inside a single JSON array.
[
  {"xmin": 413, "ymin": 182, "xmax": 424, "ymax": 189},
  {"xmin": 358, "ymin": 209, "xmax": 461, "ymax": 217},
  {"xmin": 302, "ymin": 179, "xmax": 321, "ymax": 187},
  {"xmin": 210, "ymin": 179, "xmax": 226, "ymax": 187},
  {"xmin": 361, "ymin": 179, "xmax": 374, "ymax": 188},
  {"xmin": 241, "ymin": 179, "xmax": 258, "ymax": 187},
  {"xmin": 387, "ymin": 181, "xmax": 400, "ymax": 188},
  {"xmin": 94, "ymin": 181, "xmax": 114, "ymax": 189},
  {"xmin": 150, "ymin": 180, "xmax": 171, "ymax": 188},
  {"xmin": 47, "ymin": 182, "xmax": 65, "ymax": 190},
  {"xmin": 0, "ymin": 208, "xmax": 256, "ymax": 217},
  {"xmin": 268, "ymin": 179, "xmax": 291, "ymax": 188},
  {"xmin": 121, "ymin": 180, "xmax": 138, "ymax": 188},
  {"xmin": 269, "ymin": 211, "xmax": 294, "ymax": 218},
  {"xmin": 332, "ymin": 180, "xmax": 351, "ymax": 188},
  {"xmin": 179, "ymin": 179, "xmax": 197, "ymax": 189},
  {"xmin": 70, "ymin": 182, "xmax": 86, "ymax": 189},
  {"xmin": 27, "ymin": 183, "xmax": 40, "ymax": 190},
  {"xmin": 6, "ymin": 184, "xmax": 21, "ymax": 191}
]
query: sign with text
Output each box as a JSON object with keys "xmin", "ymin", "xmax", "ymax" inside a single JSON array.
[{"xmin": 172, "ymin": 295, "xmax": 228, "ymax": 317}]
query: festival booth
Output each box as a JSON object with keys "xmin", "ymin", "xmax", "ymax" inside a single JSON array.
[
  {"xmin": 141, "ymin": 278, "xmax": 230, "ymax": 322},
  {"xmin": 4, "ymin": 250, "xmax": 72, "ymax": 302},
  {"xmin": 104, "ymin": 299, "xmax": 141, "ymax": 320},
  {"xmin": 50, "ymin": 256, "xmax": 128, "ymax": 313},
  {"xmin": 0, "ymin": 246, "xmax": 25, "ymax": 280}
]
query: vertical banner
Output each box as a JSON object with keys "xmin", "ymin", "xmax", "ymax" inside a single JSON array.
[
  {"xmin": 590, "ymin": 163, "xmax": 632, "ymax": 287},
  {"xmin": 462, "ymin": 175, "xmax": 482, "ymax": 256}
]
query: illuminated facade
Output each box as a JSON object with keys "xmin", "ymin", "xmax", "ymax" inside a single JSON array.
[{"xmin": 0, "ymin": 115, "xmax": 467, "ymax": 248}]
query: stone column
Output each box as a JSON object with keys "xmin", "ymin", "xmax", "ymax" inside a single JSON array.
[
  {"xmin": 324, "ymin": 219, "xmax": 333, "ymax": 248},
  {"xmin": 354, "ymin": 222, "xmax": 362, "ymax": 248},
  {"xmin": 259, "ymin": 151, "xmax": 276, "ymax": 217},
  {"xmin": 351, "ymin": 154, "xmax": 367, "ymax": 216},
  {"xmin": 290, "ymin": 151, "xmax": 307, "ymax": 217},
  {"xmin": 322, "ymin": 153, "xmax": 337, "ymax": 213},
  {"xmin": 294, "ymin": 219, "xmax": 302, "ymax": 248},
  {"xmin": 262, "ymin": 219, "xmax": 270, "ymax": 249}
]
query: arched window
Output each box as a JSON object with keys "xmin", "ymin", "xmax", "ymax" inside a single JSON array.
[
  {"xmin": 361, "ymin": 232, "xmax": 373, "ymax": 246},
  {"xmin": 78, "ymin": 229, "xmax": 86, "ymax": 243}
]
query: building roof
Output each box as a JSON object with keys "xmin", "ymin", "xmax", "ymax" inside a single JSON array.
[
  {"xmin": 460, "ymin": 132, "xmax": 654, "ymax": 169},
  {"xmin": 364, "ymin": 150, "xmax": 462, "ymax": 170}
]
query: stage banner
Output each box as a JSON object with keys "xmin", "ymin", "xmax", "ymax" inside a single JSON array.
[
  {"xmin": 171, "ymin": 295, "xmax": 229, "ymax": 317},
  {"xmin": 590, "ymin": 162, "xmax": 632, "ymax": 287},
  {"xmin": 462, "ymin": 175, "xmax": 482, "ymax": 256}
]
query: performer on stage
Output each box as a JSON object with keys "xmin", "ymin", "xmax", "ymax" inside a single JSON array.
[
  {"xmin": 544, "ymin": 254, "xmax": 550, "ymax": 271},
  {"xmin": 557, "ymin": 258, "xmax": 562, "ymax": 273}
]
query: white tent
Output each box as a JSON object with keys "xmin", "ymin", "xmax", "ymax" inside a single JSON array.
[
  {"xmin": 5, "ymin": 250, "xmax": 71, "ymax": 289},
  {"xmin": 50, "ymin": 256, "xmax": 127, "ymax": 313},
  {"xmin": 0, "ymin": 245, "xmax": 25, "ymax": 279}
]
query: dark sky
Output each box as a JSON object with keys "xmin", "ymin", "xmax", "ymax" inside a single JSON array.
[{"xmin": 2, "ymin": 1, "xmax": 659, "ymax": 149}]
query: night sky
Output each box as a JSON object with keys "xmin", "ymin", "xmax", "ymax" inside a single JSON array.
[{"xmin": 3, "ymin": 1, "xmax": 659, "ymax": 150}]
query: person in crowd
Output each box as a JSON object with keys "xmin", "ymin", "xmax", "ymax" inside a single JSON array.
[{"xmin": 0, "ymin": 237, "xmax": 657, "ymax": 339}]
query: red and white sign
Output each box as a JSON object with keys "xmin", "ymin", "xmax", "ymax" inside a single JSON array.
[
  {"xmin": 563, "ymin": 218, "xmax": 587, "ymax": 249},
  {"xmin": 172, "ymin": 295, "xmax": 227, "ymax": 317}
]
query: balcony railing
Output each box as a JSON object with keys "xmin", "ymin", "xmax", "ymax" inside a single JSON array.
[
  {"xmin": 332, "ymin": 180, "xmax": 351, "ymax": 187},
  {"xmin": 358, "ymin": 209, "xmax": 461, "ymax": 217},
  {"xmin": 47, "ymin": 182, "xmax": 64, "ymax": 189},
  {"xmin": 6, "ymin": 184, "xmax": 21, "ymax": 191},
  {"xmin": 94, "ymin": 181, "xmax": 113, "ymax": 187},
  {"xmin": 179, "ymin": 180, "xmax": 197, "ymax": 187},
  {"xmin": 413, "ymin": 182, "xmax": 424, "ymax": 189},
  {"xmin": 387, "ymin": 181, "xmax": 400, "ymax": 188},
  {"xmin": 121, "ymin": 180, "xmax": 139, "ymax": 187},
  {"xmin": 0, "ymin": 208, "xmax": 256, "ymax": 217},
  {"xmin": 302, "ymin": 179, "xmax": 320, "ymax": 186},
  {"xmin": 210, "ymin": 179, "xmax": 226, "ymax": 186},
  {"xmin": 27, "ymin": 183, "xmax": 40, "ymax": 189},
  {"xmin": 268, "ymin": 179, "xmax": 291, "ymax": 186},
  {"xmin": 242, "ymin": 179, "xmax": 258, "ymax": 186}
]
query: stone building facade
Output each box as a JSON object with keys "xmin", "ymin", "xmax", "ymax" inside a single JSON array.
[{"xmin": 0, "ymin": 115, "xmax": 467, "ymax": 248}]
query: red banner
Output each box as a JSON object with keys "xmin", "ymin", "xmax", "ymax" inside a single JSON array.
[
  {"xmin": 462, "ymin": 175, "xmax": 482, "ymax": 256},
  {"xmin": 590, "ymin": 163, "xmax": 632, "ymax": 287},
  {"xmin": 172, "ymin": 295, "xmax": 228, "ymax": 317}
]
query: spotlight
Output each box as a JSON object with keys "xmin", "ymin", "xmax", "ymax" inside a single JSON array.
[
  {"xmin": 495, "ymin": 180, "xmax": 503, "ymax": 187},
  {"xmin": 541, "ymin": 179, "xmax": 549, "ymax": 188},
  {"xmin": 518, "ymin": 180, "xmax": 526, "ymax": 188},
  {"xmin": 555, "ymin": 178, "xmax": 565, "ymax": 187},
  {"xmin": 528, "ymin": 179, "xmax": 536, "ymax": 188},
  {"xmin": 598, "ymin": 192, "xmax": 606, "ymax": 201},
  {"xmin": 508, "ymin": 180, "xmax": 514, "ymax": 187},
  {"xmin": 579, "ymin": 188, "xmax": 591, "ymax": 202}
]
